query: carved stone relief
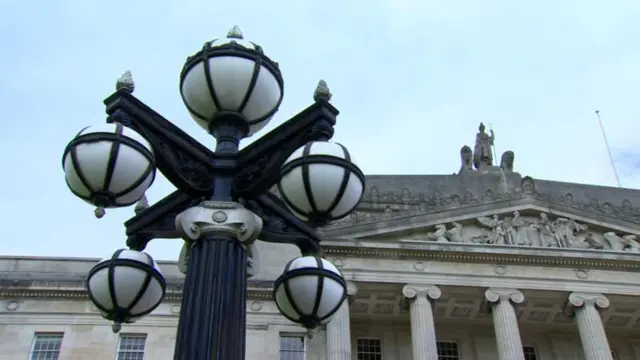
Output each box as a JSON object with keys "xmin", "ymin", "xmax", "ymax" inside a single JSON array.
[
  {"xmin": 403, "ymin": 212, "xmax": 639, "ymax": 252},
  {"xmin": 324, "ymin": 181, "xmax": 640, "ymax": 230}
]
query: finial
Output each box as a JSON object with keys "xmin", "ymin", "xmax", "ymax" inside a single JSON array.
[
  {"xmin": 134, "ymin": 194, "xmax": 149, "ymax": 215},
  {"xmin": 227, "ymin": 26, "xmax": 244, "ymax": 40},
  {"xmin": 94, "ymin": 207, "xmax": 106, "ymax": 219},
  {"xmin": 313, "ymin": 80, "xmax": 332, "ymax": 102},
  {"xmin": 306, "ymin": 328, "xmax": 316, "ymax": 339},
  {"xmin": 112, "ymin": 323, "xmax": 122, "ymax": 334},
  {"xmin": 116, "ymin": 71, "xmax": 135, "ymax": 93}
]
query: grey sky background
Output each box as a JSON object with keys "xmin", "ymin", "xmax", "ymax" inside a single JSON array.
[{"xmin": 1, "ymin": 0, "xmax": 639, "ymax": 260}]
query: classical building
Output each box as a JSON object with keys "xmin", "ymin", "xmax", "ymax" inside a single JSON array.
[{"xmin": 2, "ymin": 127, "xmax": 640, "ymax": 360}]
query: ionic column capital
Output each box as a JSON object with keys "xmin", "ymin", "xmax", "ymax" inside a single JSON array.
[
  {"xmin": 346, "ymin": 281, "xmax": 358, "ymax": 296},
  {"xmin": 402, "ymin": 284, "xmax": 442, "ymax": 301},
  {"xmin": 346, "ymin": 281, "xmax": 358, "ymax": 304},
  {"xmin": 568, "ymin": 292, "xmax": 610, "ymax": 310},
  {"xmin": 484, "ymin": 288, "xmax": 525, "ymax": 305}
]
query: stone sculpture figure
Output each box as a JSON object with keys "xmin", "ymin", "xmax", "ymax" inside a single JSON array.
[
  {"xmin": 623, "ymin": 235, "xmax": 640, "ymax": 252},
  {"xmin": 473, "ymin": 122, "xmax": 495, "ymax": 170},
  {"xmin": 501, "ymin": 216, "xmax": 516, "ymax": 245},
  {"xmin": 459, "ymin": 145, "xmax": 474, "ymax": 173},
  {"xmin": 426, "ymin": 224, "xmax": 449, "ymax": 243},
  {"xmin": 557, "ymin": 218, "xmax": 588, "ymax": 248},
  {"xmin": 511, "ymin": 211, "xmax": 531, "ymax": 246},
  {"xmin": 500, "ymin": 151, "xmax": 515, "ymax": 172},
  {"xmin": 582, "ymin": 233, "xmax": 604, "ymax": 250},
  {"xmin": 530, "ymin": 213, "xmax": 555, "ymax": 247},
  {"xmin": 476, "ymin": 215, "xmax": 506, "ymax": 245},
  {"xmin": 446, "ymin": 222, "xmax": 464, "ymax": 242},
  {"xmin": 603, "ymin": 232, "xmax": 640, "ymax": 252},
  {"xmin": 552, "ymin": 218, "xmax": 572, "ymax": 248}
]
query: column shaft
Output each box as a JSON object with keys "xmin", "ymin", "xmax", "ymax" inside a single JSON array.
[
  {"xmin": 326, "ymin": 302, "xmax": 351, "ymax": 360},
  {"xmin": 484, "ymin": 288, "xmax": 525, "ymax": 360},
  {"xmin": 402, "ymin": 284, "xmax": 441, "ymax": 360},
  {"xmin": 569, "ymin": 292, "xmax": 612, "ymax": 360},
  {"xmin": 326, "ymin": 282, "xmax": 356, "ymax": 360}
]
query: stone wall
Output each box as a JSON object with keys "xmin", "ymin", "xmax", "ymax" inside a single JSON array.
[{"xmin": 3, "ymin": 297, "xmax": 640, "ymax": 360}]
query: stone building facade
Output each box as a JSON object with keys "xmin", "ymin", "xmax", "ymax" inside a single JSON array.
[{"xmin": 2, "ymin": 136, "xmax": 640, "ymax": 360}]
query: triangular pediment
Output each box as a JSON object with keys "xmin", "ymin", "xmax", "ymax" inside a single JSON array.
[{"xmin": 321, "ymin": 172, "xmax": 640, "ymax": 253}]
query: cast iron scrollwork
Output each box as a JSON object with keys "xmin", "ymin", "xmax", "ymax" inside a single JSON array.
[
  {"xmin": 242, "ymin": 192, "xmax": 323, "ymax": 255},
  {"xmin": 234, "ymin": 101, "xmax": 338, "ymax": 198},
  {"xmin": 104, "ymin": 90, "xmax": 215, "ymax": 196},
  {"xmin": 124, "ymin": 190, "xmax": 204, "ymax": 250}
]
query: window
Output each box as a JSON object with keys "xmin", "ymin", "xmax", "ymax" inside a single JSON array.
[
  {"xmin": 523, "ymin": 346, "xmax": 538, "ymax": 360},
  {"xmin": 280, "ymin": 334, "xmax": 305, "ymax": 360},
  {"xmin": 437, "ymin": 341, "xmax": 459, "ymax": 360},
  {"xmin": 116, "ymin": 334, "xmax": 147, "ymax": 360},
  {"xmin": 357, "ymin": 338, "xmax": 382, "ymax": 360},
  {"xmin": 30, "ymin": 333, "xmax": 64, "ymax": 360}
]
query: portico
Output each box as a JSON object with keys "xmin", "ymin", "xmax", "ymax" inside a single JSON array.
[{"xmin": 323, "ymin": 280, "xmax": 638, "ymax": 360}]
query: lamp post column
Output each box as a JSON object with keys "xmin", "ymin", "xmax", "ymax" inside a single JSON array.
[{"xmin": 173, "ymin": 125, "xmax": 260, "ymax": 360}]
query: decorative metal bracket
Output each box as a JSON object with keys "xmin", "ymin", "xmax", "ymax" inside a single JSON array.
[
  {"xmin": 174, "ymin": 201, "xmax": 263, "ymax": 244},
  {"xmin": 242, "ymin": 192, "xmax": 323, "ymax": 255},
  {"xmin": 114, "ymin": 81, "xmax": 333, "ymax": 255},
  {"xmin": 104, "ymin": 90, "xmax": 216, "ymax": 196},
  {"xmin": 124, "ymin": 190, "xmax": 204, "ymax": 250},
  {"xmin": 233, "ymin": 100, "xmax": 338, "ymax": 198}
]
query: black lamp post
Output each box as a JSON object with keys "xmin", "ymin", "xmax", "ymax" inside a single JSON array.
[{"xmin": 61, "ymin": 26, "xmax": 365, "ymax": 360}]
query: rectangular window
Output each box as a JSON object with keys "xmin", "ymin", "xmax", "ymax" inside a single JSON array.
[
  {"xmin": 357, "ymin": 338, "xmax": 383, "ymax": 360},
  {"xmin": 30, "ymin": 333, "xmax": 64, "ymax": 360},
  {"xmin": 437, "ymin": 341, "xmax": 460, "ymax": 360},
  {"xmin": 523, "ymin": 346, "xmax": 538, "ymax": 360},
  {"xmin": 280, "ymin": 334, "xmax": 305, "ymax": 360},
  {"xmin": 116, "ymin": 334, "xmax": 147, "ymax": 360}
]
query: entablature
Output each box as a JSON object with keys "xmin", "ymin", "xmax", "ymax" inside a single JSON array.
[{"xmin": 322, "ymin": 239, "xmax": 640, "ymax": 271}]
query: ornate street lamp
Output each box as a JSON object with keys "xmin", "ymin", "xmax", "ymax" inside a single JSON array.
[{"xmin": 61, "ymin": 26, "xmax": 364, "ymax": 360}]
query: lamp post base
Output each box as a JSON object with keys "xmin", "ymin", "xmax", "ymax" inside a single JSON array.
[
  {"xmin": 174, "ymin": 236, "xmax": 247, "ymax": 360},
  {"xmin": 173, "ymin": 202, "xmax": 263, "ymax": 360}
]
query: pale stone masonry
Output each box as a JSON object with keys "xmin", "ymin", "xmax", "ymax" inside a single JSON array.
[
  {"xmin": 568, "ymin": 292, "xmax": 613, "ymax": 360},
  {"xmin": 484, "ymin": 288, "xmax": 526, "ymax": 360},
  {"xmin": 325, "ymin": 282, "xmax": 357, "ymax": 360},
  {"xmin": 3, "ymin": 129, "xmax": 640, "ymax": 359},
  {"xmin": 402, "ymin": 284, "xmax": 442, "ymax": 360}
]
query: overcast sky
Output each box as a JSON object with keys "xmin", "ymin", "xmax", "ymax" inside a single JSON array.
[{"xmin": 1, "ymin": 0, "xmax": 639, "ymax": 260}]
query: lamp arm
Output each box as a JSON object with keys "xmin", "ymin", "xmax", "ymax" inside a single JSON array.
[
  {"xmin": 124, "ymin": 190, "xmax": 204, "ymax": 250},
  {"xmin": 234, "ymin": 100, "xmax": 338, "ymax": 198},
  {"xmin": 104, "ymin": 90, "xmax": 216, "ymax": 196},
  {"xmin": 242, "ymin": 192, "xmax": 323, "ymax": 255}
]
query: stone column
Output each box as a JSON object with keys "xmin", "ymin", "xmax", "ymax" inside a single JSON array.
[
  {"xmin": 326, "ymin": 282, "xmax": 357, "ymax": 360},
  {"xmin": 402, "ymin": 284, "xmax": 442, "ymax": 360},
  {"xmin": 484, "ymin": 288, "xmax": 525, "ymax": 360},
  {"xmin": 568, "ymin": 292, "xmax": 612, "ymax": 360}
]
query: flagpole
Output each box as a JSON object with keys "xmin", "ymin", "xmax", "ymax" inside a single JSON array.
[
  {"xmin": 489, "ymin": 123, "xmax": 498, "ymax": 165},
  {"xmin": 594, "ymin": 110, "xmax": 622, "ymax": 187}
]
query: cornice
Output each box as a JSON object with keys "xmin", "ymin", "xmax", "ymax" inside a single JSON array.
[
  {"xmin": 322, "ymin": 242, "xmax": 640, "ymax": 271},
  {"xmin": 323, "ymin": 182, "xmax": 640, "ymax": 233}
]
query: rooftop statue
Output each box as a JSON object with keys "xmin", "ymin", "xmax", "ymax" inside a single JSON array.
[{"xmin": 473, "ymin": 122, "xmax": 495, "ymax": 170}]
